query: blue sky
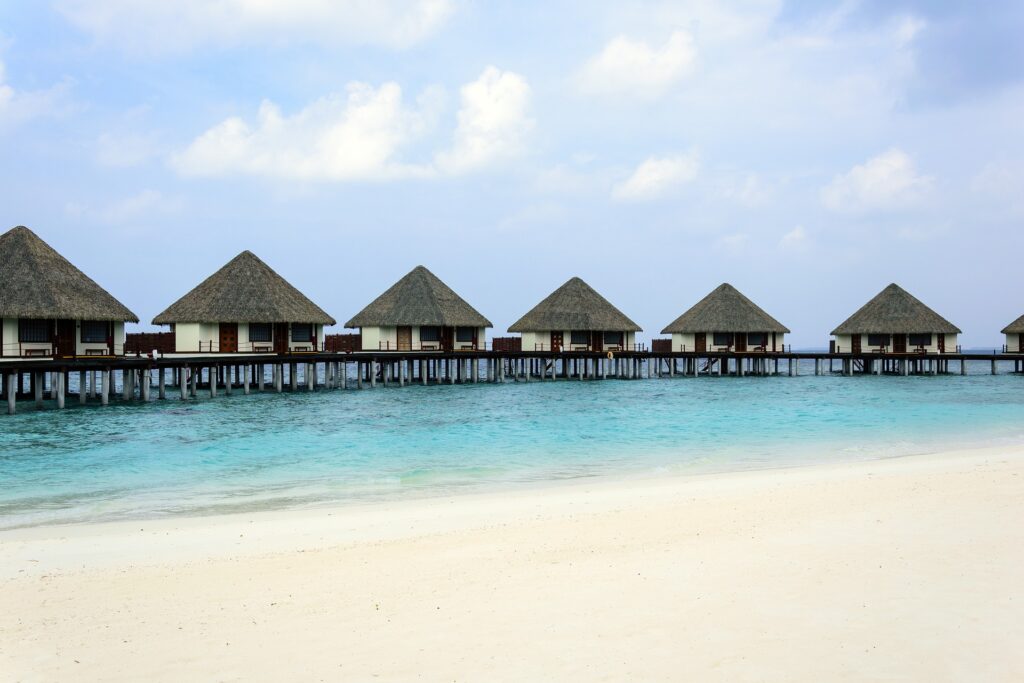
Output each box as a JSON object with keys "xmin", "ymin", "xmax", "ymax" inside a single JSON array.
[{"xmin": 1, "ymin": 1, "xmax": 1022, "ymax": 346}]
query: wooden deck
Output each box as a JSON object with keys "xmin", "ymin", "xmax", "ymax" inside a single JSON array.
[{"xmin": 2, "ymin": 349, "xmax": 1022, "ymax": 415}]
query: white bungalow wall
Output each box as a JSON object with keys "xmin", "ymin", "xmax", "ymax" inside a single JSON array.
[
  {"xmin": 1007, "ymin": 333, "xmax": 1021, "ymax": 352},
  {"xmin": 670, "ymin": 332, "xmax": 787, "ymax": 353},
  {"xmin": 519, "ymin": 330, "xmax": 636, "ymax": 352},
  {"xmin": 1, "ymin": 318, "xmax": 125, "ymax": 356},
  {"xmin": 359, "ymin": 326, "xmax": 487, "ymax": 351},
  {"xmin": 174, "ymin": 322, "xmax": 324, "ymax": 352},
  {"xmin": 832, "ymin": 333, "xmax": 959, "ymax": 354}
]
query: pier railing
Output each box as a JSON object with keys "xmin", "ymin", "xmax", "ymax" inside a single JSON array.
[
  {"xmin": 530, "ymin": 343, "xmax": 648, "ymax": 353},
  {"xmin": 376, "ymin": 341, "xmax": 488, "ymax": 352},
  {"xmin": 2, "ymin": 341, "xmax": 127, "ymax": 358}
]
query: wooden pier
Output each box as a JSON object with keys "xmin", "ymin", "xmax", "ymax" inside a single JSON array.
[{"xmin": 1, "ymin": 349, "xmax": 1021, "ymax": 415}]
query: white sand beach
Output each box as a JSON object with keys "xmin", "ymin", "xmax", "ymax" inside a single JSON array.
[{"xmin": 2, "ymin": 446, "xmax": 1023, "ymax": 682}]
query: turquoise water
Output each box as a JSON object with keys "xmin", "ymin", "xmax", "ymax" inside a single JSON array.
[{"xmin": 1, "ymin": 369, "xmax": 1023, "ymax": 529}]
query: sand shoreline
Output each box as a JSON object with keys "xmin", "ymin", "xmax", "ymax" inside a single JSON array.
[{"xmin": 3, "ymin": 445, "xmax": 1023, "ymax": 681}]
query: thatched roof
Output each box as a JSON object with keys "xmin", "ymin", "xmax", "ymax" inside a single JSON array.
[
  {"xmin": 508, "ymin": 277, "xmax": 641, "ymax": 332},
  {"xmin": 661, "ymin": 283, "xmax": 789, "ymax": 334},
  {"xmin": 1002, "ymin": 315, "xmax": 1024, "ymax": 334},
  {"xmin": 831, "ymin": 283, "xmax": 960, "ymax": 335},
  {"xmin": 153, "ymin": 251, "xmax": 335, "ymax": 325},
  {"xmin": 345, "ymin": 266, "xmax": 491, "ymax": 329},
  {"xmin": 0, "ymin": 226, "xmax": 138, "ymax": 322}
]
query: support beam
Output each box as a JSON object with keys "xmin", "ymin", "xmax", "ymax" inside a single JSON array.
[{"xmin": 6, "ymin": 373, "xmax": 15, "ymax": 415}]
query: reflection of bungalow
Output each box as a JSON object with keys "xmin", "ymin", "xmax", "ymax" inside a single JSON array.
[
  {"xmin": 153, "ymin": 251, "xmax": 334, "ymax": 353},
  {"xmin": 346, "ymin": 266, "xmax": 491, "ymax": 351},
  {"xmin": 0, "ymin": 226, "xmax": 138, "ymax": 358},
  {"xmin": 661, "ymin": 283, "xmax": 789, "ymax": 353},
  {"xmin": 831, "ymin": 284, "xmax": 960, "ymax": 354},
  {"xmin": 508, "ymin": 277, "xmax": 641, "ymax": 352},
  {"xmin": 1003, "ymin": 315, "xmax": 1024, "ymax": 353}
]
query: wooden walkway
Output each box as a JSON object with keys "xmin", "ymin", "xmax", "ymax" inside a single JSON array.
[{"xmin": 1, "ymin": 350, "xmax": 1022, "ymax": 414}]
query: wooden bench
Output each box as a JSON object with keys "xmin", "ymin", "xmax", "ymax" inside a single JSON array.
[
  {"xmin": 252, "ymin": 344, "xmax": 273, "ymax": 353},
  {"xmin": 23, "ymin": 348, "xmax": 50, "ymax": 357},
  {"xmin": 84, "ymin": 348, "xmax": 108, "ymax": 356}
]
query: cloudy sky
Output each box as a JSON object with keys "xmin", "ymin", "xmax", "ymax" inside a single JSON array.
[{"xmin": 2, "ymin": 1, "xmax": 1022, "ymax": 346}]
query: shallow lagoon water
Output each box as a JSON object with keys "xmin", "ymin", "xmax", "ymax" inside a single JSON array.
[{"xmin": 1, "ymin": 370, "xmax": 1023, "ymax": 528}]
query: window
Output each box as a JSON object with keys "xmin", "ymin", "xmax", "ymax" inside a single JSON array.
[
  {"xmin": 80, "ymin": 320, "xmax": 109, "ymax": 343},
  {"xmin": 747, "ymin": 332, "xmax": 768, "ymax": 347},
  {"xmin": 867, "ymin": 334, "xmax": 890, "ymax": 347},
  {"xmin": 712, "ymin": 333, "xmax": 733, "ymax": 347},
  {"xmin": 291, "ymin": 323, "xmax": 313, "ymax": 343},
  {"xmin": 908, "ymin": 333, "xmax": 932, "ymax": 347},
  {"xmin": 603, "ymin": 331, "xmax": 624, "ymax": 346},
  {"xmin": 19, "ymin": 318, "xmax": 50, "ymax": 343},
  {"xmin": 249, "ymin": 323, "xmax": 272, "ymax": 343},
  {"xmin": 420, "ymin": 326, "xmax": 441, "ymax": 342},
  {"xmin": 570, "ymin": 331, "xmax": 589, "ymax": 346},
  {"xmin": 456, "ymin": 327, "xmax": 474, "ymax": 342}
]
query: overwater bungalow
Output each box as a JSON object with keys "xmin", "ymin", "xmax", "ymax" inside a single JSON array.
[
  {"xmin": 508, "ymin": 277, "xmax": 641, "ymax": 352},
  {"xmin": 345, "ymin": 266, "xmax": 491, "ymax": 351},
  {"xmin": 660, "ymin": 283, "xmax": 789, "ymax": 353},
  {"xmin": 153, "ymin": 251, "xmax": 335, "ymax": 353},
  {"xmin": 1002, "ymin": 315, "xmax": 1024, "ymax": 353},
  {"xmin": 0, "ymin": 226, "xmax": 138, "ymax": 358},
  {"xmin": 831, "ymin": 283, "xmax": 960, "ymax": 354}
]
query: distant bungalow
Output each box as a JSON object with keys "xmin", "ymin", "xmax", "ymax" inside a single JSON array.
[
  {"xmin": 0, "ymin": 226, "xmax": 138, "ymax": 358},
  {"xmin": 153, "ymin": 251, "xmax": 335, "ymax": 353},
  {"xmin": 661, "ymin": 283, "xmax": 789, "ymax": 353},
  {"xmin": 345, "ymin": 266, "xmax": 491, "ymax": 351},
  {"xmin": 508, "ymin": 277, "xmax": 641, "ymax": 352},
  {"xmin": 831, "ymin": 283, "xmax": 960, "ymax": 354},
  {"xmin": 1002, "ymin": 315, "xmax": 1024, "ymax": 353}
]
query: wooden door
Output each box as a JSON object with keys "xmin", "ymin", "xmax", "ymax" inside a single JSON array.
[
  {"xmin": 56, "ymin": 319, "xmax": 76, "ymax": 357},
  {"xmin": 893, "ymin": 334, "xmax": 907, "ymax": 353},
  {"xmin": 273, "ymin": 323, "xmax": 288, "ymax": 353},
  {"xmin": 937, "ymin": 334, "xmax": 945, "ymax": 353},
  {"xmin": 397, "ymin": 326, "xmax": 412, "ymax": 351},
  {"xmin": 592, "ymin": 332, "xmax": 603, "ymax": 352},
  {"xmin": 550, "ymin": 332, "xmax": 563, "ymax": 352},
  {"xmin": 851, "ymin": 334, "xmax": 862, "ymax": 354},
  {"xmin": 735, "ymin": 333, "xmax": 747, "ymax": 352},
  {"xmin": 441, "ymin": 327, "xmax": 454, "ymax": 352},
  {"xmin": 219, "ymin": 323, "xmax": 238, "ymax": 353},
  {"xmin": 695, "ymin": 333, "xmax": 706, "ymax": 353}
]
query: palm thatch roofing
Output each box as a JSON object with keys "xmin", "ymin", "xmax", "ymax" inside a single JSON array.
[
  {"xmin": 153, "ymin": 251, "xmax": 335, "ymax": 325},
  {"xmin": 661, "ymin": 283, "xmax": 789, "ymax": 334},
  {"xmin": 508, "ymin": 277, "xmax": 641, "ymax": 332},
  {"xmin": 1001, "ymin": 315, "xmax": 1024, "ymax": 334},
  {"xmin": 831, "ymin": 283, "xmax": 960, "ymax": 335},
  {"xmin": 344, "ymin": 266, "xmax": 492, "ymax": 329},
  {"xmin": 0, "ymin": 226, "xmax": 138, "ymax": 322}
]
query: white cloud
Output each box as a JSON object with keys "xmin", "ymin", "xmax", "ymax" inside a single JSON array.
[
  {"xmin": 172, "ymin": 67, "xmax": 531, "ymax": 181},
  {"xmin": 172, "ymin": 82, "xmax": 435, "ymax": 181},
  {"xmin": 715, "ymin": 232, "xmax": 748, "ymax": 253},
  {"xmin": 96, "ymin": 131, "xmax": 161, "ymax": 167},
  {"xmin": 56, "ymin": 0, "xmax": 454, "ymax": 54},
  {"xmin": 66, "ymin": 189, "xmax": 182, "ymax": 225},
  {"xmin": 612, "ymin": 153, "xmax": 699, "ymax": 201},
  {"xmin": 577, "ymin": 31, "xmax": 696, "ymax": 97},
  {"xmin": 0, "ymin": 59, "xmax": 70, "ymax": 129},
  {"xmin": 971, "ymin": 161, "xmax": 1024, "ymax": 215},
  {"xmin": 820, "ymin": 148, "xmax": 932, "ymax": 212},
  {"xmin": 436, "ymin": 67, "xmax": 532, "ymax": 173},
  {"xmin": 779, "ymin": 225, "xmax": 808, "ymax": 249}
]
